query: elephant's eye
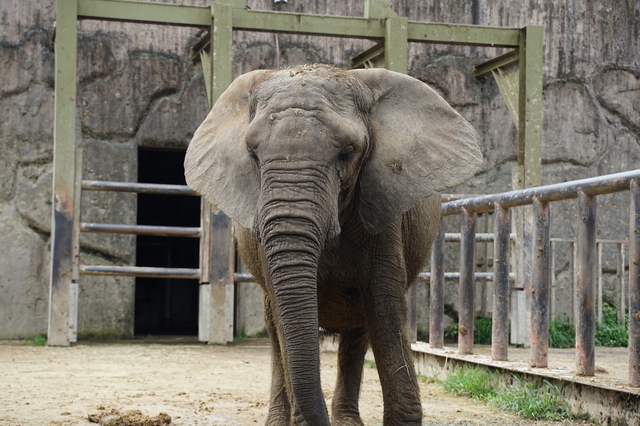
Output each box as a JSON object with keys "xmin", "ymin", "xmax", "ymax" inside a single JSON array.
[
  {"xmin": 247, "ymin": 147, "xmax": 258, "ymax": 162},
  {"xmin": 338, "ymin": 146, "xmax": 354, "ymax": 162}
]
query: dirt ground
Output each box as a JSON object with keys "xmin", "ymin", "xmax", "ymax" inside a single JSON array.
[{"xmin": 0, "ymin": 338, "xmax": 595, "ymax": 426}]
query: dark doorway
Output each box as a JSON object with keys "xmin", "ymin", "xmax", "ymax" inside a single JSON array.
[{"xmin": 135, "ymin": 148, "xmax": 200, "ymax": 336}]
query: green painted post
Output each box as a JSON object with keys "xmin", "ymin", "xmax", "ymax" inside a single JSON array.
[
  {"xmin": 205, "ymin": 2, "xmax": 235, "ymax": 345},
  {"xmin": 516, "ymin": 26, "xmax": 543, "ymax": 349},
  {"xmin": 518, "ymin": 26, "xmax": 544, "ymax": 189},
  {"xmin": 212, "ymin": 2, "xmax": 233, "ymax": 104},
  {"xmin": 49, "ymin": 0, "xmax": 78, "ymax": 347},
  {"xmin": 384, "ymin": 16, "xmax": 408, "ymax": 74}
]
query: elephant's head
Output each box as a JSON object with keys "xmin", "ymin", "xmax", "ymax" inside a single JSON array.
[{"xmin": 185, "ymin": 64, "xmax": 481, "ymax": 423}]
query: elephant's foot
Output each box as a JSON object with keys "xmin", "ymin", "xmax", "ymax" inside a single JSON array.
[
  {"xmin": 265, "ymin": 400, "xmax": 291, "ymax": 426},
  {"xmin": 265, "ymin": 412, "xmax": 289, "ymax": 426},
  {"xmin": 332, "ymin": 414, "xmax": 365, "ymax": 426},
  {"xmin": 382, "ymin": 401, "xmax": 422, "ymax": 426}
]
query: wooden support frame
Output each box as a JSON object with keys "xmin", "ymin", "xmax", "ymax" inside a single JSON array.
[
  {"xmin": 49, "ymin": 0, "xmax": 79, "ymax": 347},
  {"xmin": 51, "ymin": 0, "xmax": 543, "ymax": 346}
]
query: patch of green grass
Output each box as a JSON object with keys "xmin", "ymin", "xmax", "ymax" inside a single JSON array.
[
  {"xmin": 549, "ymin": 303, "xmax": 629, "ymax": 348},
  {"xmin": 489, "ymin": 378, "xmax": 571, "ymax": 421},
  {"xmin": 436, "ymin": 367, "xmax": 572, "ymax": 421},
  {"xmin": 440, "ymin": 367, "xmax": 496, "ymax": 401},
  {"xmin": 549, "ymin": 316, "xmax": 575, "ymax": 349},
  {"xmin": 474, "ymin": 317, "xmax": 493, "ymax": 345},
  {"xmin": 596, "ymin": 303, "xmax": 628, "ymax": 347},
  {"xmin": 365, "ymin": 360, "xmax": 377, "ymax": 369},
  {"xmin": 25, "ymin": 334, "xmax": 47, "ymax": 346}
]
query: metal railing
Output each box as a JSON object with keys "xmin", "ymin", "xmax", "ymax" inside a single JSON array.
[
  {"xmin": 550, "ymin": 238, "xmax": 629, "ymax": 325},
  {"xmin": 78, "ymin": 180, "xmax": 202, "ymax": 280},
  {"xmin": 430, "ymin": 169, "xmax": 640, "ymax": 387}
]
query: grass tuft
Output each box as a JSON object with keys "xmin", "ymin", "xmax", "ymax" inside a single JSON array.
[
  {"xmin": 25, "ymin": 334, "xmax": 47, "ymax": 346},
  {"xmin": 489, "ymin": 378, "xmax": 571, "ymax": 421},
  {"xmin": 436, "ymin": 367, "xmax": 572, "ymax": 421},
  {"xmin": 548, "ymin": 316, "xmax": 575, "ymax": 348},
  {"xmin": 440, "ymin": 367, "xmax": 496, "ymax": 401},
  {"xmin": 595, "ymin": 303, "xmax": 628, "ymax": 347}
]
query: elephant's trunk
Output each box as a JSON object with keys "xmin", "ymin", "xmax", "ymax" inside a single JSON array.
[{"xmin": 256, "ymin": 162, "xmax": 338, "ymax": 425}]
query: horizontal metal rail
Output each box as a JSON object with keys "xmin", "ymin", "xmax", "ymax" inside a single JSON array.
[
  {"xmin": 80, "ymin": 223, "xmax": 201, "ymax": 237},
  {"xmin": 82, "ymin": 180, "xmax": 199, "ymax": 196},
  {"xmin": 442, "ymin": 169, "xmax": 640, "ymax": 216},
  {"xmin": 417, "ymin": 272, "xmax": 515, "ymax": 283},
  {"xmin": 78, "ymin": 180, "xmax": 203, "ymax": 279},
  {"xmin": 235, "ymin": 272, "xmax": 515, "ymax": 283},
  {"xmin": 80, "ymin": 265, "xmax": 200, "ymax": 279},
  {"xmin": 444, "ymin": 232, "xmax": 515, "ymax": 242}
]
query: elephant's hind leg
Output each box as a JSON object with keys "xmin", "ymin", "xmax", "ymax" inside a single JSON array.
[{"xmin": 331, "ymin": 328, "xmax": 368, "ymax": 426}]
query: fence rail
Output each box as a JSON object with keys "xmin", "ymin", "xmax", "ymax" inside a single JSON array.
[
  {"xmin": 80, "ymin": 265, "xmax": 200, "ymax": 279},
  {"xmin": 441, "ymin": 169, "xmax": 640, "ymax": 215},
  {"xmin": 78, "ymin": 180, "xmax": 202, "ymax": 280},
  {"xmin": 80, "ymin": 223, "xmax": 201, "ymax": 237}
]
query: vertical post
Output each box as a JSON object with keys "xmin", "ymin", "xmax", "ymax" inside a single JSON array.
[
  {"xmin": 429, "ymin": 219, "xmax": 445, "ymax": 349},
  {"xmin": 629, "ymin": 180, "xmax": 640, "ymax": 387},
  {"xmin": 572, "ymin": 240, "xmax": 578, "ymax": 324},
  {"xmin": 208, "ymin": 212, "xmax": 234, "ymax": 344},
  {"xmin": 511, "ymin": 26, "xmax": 543, "ymax": 348},
  {"xmin": 384, "ymin": 16, "xmax": 408, "ymax": 74},
  {"xmin": 203, "ymin": 2, "xmax": 236, "ymax": 344},
  {"xmin": 518, "ymin": 26, "xmax": 544, "ymax": 190},
  {"xmin": 492, "ymin": 203, "xmax": 511, "ymax": 361},
  {"xmin": 597, "ymin": 242, "xmax": 603, "ymax": 325},
  {"xmin": 406, "ymin": 283, "xmax": 418, "ymax": 343},
  {"xmin": 69, "ymin": 147, "xmax": 83, "ymax": 344},
  {"xmin": 49, "ymin": 0, "xmax": 78, "ymax": 347},
  {"xmin": 576, "ymin": 191, "xmax": 596, "ymax": 376},
  {"xmin": 459, "ymin": 208, "xmax": 476, "ymax": 355},
  {"xmin": 551, "ymin": 240, "xmax": 556, "ymax": 319},
  {"xmin": 530, "ymin": 197, "xmax": 550, "ymax": 368},
  {"xmin": 510, "ymin": 167, "xmax": 530, "ymax": 345},
  {"xmin": 618, "ymin": 242, "xmax": 626, "ymax": 323}
]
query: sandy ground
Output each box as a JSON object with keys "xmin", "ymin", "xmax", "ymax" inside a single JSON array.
[{"xmin": 0, "ymin": 338, "xmax": 594, "ymax": 426}]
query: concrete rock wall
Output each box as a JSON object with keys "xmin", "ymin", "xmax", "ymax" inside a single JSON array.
[{"xmin": 0, "ymin": 0, "xmax": 638, "ymax": 340}]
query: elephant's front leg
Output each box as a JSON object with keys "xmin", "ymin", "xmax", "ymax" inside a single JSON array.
[
  {"xmin": 363, "ymin": 235, "xmax": 422, "ymax": 425},
  {"xmin": 263, "ymin": 294, "xmax": 292, "ymax": 426},
  {"xmin": 331, "ymin": 328, "xmax": 368, "ymax": 426}
]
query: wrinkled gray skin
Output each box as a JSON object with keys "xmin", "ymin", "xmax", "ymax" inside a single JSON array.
[{"xmin": 185, "ymin": 65, "xmax": 481, "ymax": 426}]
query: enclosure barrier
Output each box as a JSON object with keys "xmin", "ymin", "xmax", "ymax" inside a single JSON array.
[
  {"xmin": 78, "ymin": 180, "xmax": 202, "ymax": 280},
  {"xmin": 432, "ymin": 169, "xmax": 640, "ymax": 387}
]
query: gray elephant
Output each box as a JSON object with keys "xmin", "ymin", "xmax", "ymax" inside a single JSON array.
[{"xmin": 185, "ymin": 64, "xmax": 481, "ymax": 426}]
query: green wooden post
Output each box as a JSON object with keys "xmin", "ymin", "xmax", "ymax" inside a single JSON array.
[
  {"xmin": 384, "ymin": 16, "xmax": 408, "ymax": 74},
  {"xmin": 518, "ymin": 26, "xmax": 544, "ymax": 189},
  {"xmin": 517, "ymin": 26, "xmax": 544, "ymax": 349},
  {"xmin": 49, "ymin": 0, "xmax": 78, "ymax": 347},
  {"xmin": 204, "ymin": 1, "xmax": 235, "ymax": 345}
]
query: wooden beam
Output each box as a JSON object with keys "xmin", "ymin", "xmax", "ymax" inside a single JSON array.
[
  {"xmin": 49, "ymin": 0, "xmax": 78, "ymax": 347},
  {"xmin": 77, "ymin": 0, "xmax": 210, "ymax": 27}
]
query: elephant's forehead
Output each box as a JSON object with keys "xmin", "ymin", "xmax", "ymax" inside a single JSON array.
[{"xmin": 254, "ymin": 70, "xmax": 359, "ymax": 113}]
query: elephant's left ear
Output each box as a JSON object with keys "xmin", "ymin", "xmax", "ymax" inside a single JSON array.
[{"xmin": 349, "ymin": 68, "xmax": 482, "ymax": 234}]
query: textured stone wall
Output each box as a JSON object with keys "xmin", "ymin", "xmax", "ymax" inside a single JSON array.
[{"xmin": 1, "ymin": 0, "xmax": 638, "ymax": 339}]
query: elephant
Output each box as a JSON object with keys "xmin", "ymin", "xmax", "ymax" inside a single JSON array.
[{"xmin": 184, "ymin": 64, "xmax": 481, "ymax": 426}]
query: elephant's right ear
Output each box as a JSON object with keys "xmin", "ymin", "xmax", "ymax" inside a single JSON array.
[{"xmin": 184, "ymin": 70, "xmax": 269, "ymax": 229}]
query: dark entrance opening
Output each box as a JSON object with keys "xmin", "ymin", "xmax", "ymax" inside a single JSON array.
[{"xmin": 135, "ymin": 148, "xmax": 200, "ymax": 336}]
